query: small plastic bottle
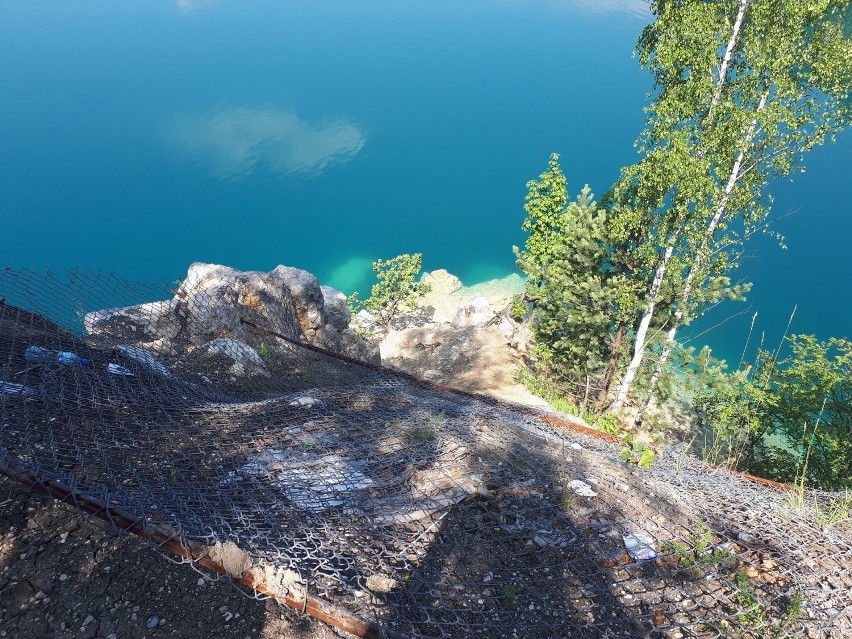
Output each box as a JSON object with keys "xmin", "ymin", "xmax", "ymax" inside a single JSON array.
[{"xmin": 24, "ymin": 345, "xmax": 89, "ymax": 367}]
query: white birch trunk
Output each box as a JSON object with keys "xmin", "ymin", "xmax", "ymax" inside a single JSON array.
[
  {"xmin": 611, "ymin": 3, "xmax": 751, "ymax": 412},
  {"xmin": 708, "ymin": 0, "xmax": 750, "ymax": 122},
  {"xmin": 610, "ymin": 244, "xmax": 674, "ymax": 411},
  {"xmin": 638, "ymin": 91, "xmax": 769, "ymax": 412},
  {"xmin": 610, "ymin": 4, "xmax": 760, "ymax": 413}
]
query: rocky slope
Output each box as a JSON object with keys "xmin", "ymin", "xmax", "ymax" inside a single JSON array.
[{"xmin": 364, "ymin": 269, "xmax": 550, "ymax": 409}]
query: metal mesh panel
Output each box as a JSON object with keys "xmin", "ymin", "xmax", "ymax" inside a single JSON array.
[{"xmin": 0, "ymin": 268, "xmax": 849, "ymax": 638}]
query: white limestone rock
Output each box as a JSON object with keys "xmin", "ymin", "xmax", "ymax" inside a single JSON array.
[
  {"xmin": 320, "ymin": 285, "xmax": 351, "ymax": 332},
  {"xmin": 84, "ymin": 299, "xmax": 182, "ymax": 342},
  {"xmin": 193, "ymin": 338, "xmax": 269, "ymax": 377},
  {"xmin": 450, "ymin": 296, "xmax": 494, "ymax": 328}
]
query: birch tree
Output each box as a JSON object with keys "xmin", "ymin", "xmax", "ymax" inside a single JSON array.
[{"xmin": 609, "ymin": 0, "xmax": 852, "ymax": 412}]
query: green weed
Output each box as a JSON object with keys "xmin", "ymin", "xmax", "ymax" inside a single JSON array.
[
  {"xmin": 660, "ymin": 524, "xmax": 733, "ymax": 568},
  {"xmin": 734, "ymin": 570, "xmax": 764, "ymax": 629},
  {"xmin": 620, "ymin": 437, "xmax": 656, "ymax": 469},
  {"xmin": 501, "ymin": 583, "xmax": 519, "ymax": 606},
  {"xmin": 408, "ymin": 426, "xmax": 436, "ymax": 442},
  {"xmin": 782, "ymin": 414, "xmax": 852, "ymax": 529},
  {"xmin": 257, "ymin": 340, "xmax": 269, "ymax": 362}
]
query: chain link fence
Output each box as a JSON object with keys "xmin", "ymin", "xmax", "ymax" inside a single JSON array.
[{"xmin": 0, "ymin": 267, "xmax": 849, "ymax": 638}]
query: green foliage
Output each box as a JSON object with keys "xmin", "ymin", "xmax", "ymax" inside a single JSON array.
[
  {"xmin": 733, "ymin": 570, "xmax": 765, "ymax": 630},
  {"xmin": 660, "ymin": 524, "xmax": 734, "ymax": 568},
  {"xmin": 517, "ymin": 368, "xmax": 624, "ymax": 435},
  {"xmin": 256, "ymin": 340, "xmax": 269, "ymax": 362},
  {"xmin": 609, "ymin": 0, "xmax": 852, "ymax": 408},
  {"xmin": 408, "ymin": 425, "xmax": 436, "ymax": 442},
  {"xmin": 346, "ymin": 291, "xmax": 362, "ymax": 314},
  {"xmin": 619, "ymin": 440, "xmax": 656, "ymax": 469},
  {"xmin": 512, "ymin": 4, "xmax": 851, "ymax": 469},
  {"xmin": 593, "ymin": 412, "xmax": 620, "ymax": 436},
  {"xmin": 716, "ymin": 570, "xmax": 805, "ymax": 638},
  {"xmin": 408, "ymin": 410, "xmax": 445, "ymax": 442},
  {"xmin": 509, "ymin": 294, "xmax": 529, "ymax": 322},
  {"xmin": 352, "ymin": 254, "xmax": 430, "ymax": 331},
  {"xmin": 814, "ymin": 492, "xmax": 852, "ymax": 529},
  {"xmin": 760, "ymin": 335, "xmax": 852, "ymax": 487},
  {"xmin": 690, "ymin": 335, "xmax": 852, "ymax": 489},
  {"xmin": 780, "ymin": 590, "xmax": 806, "ymax": 633},
  {"xmin": 785, "ymin": 487, "xmax": 852, "ymax": 530},
  {"xmin": 517, "ymin": 368, "xmax": 584, "ymax": 416},
  {"xmin": 514, "ymin": 155, "xmax": 635, "ymax": 407},
  {"xmin": 514, "ymin": 153, "xmax": 568, "ymax": 298},
  {"xmin": 501, "ymin": 583, "xmax": 519, "ymax": 607}
]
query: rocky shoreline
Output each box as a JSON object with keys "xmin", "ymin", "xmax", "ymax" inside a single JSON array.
[{"xmin": 81, "ymin": 262, "xmax": 550, "ymax": 411}]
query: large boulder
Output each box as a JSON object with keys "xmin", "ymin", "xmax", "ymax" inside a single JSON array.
[
  {"xmin": 83, "ymin": 299, "xmax": 183, "ymax": 343},
  {"xmin": 320, "ymin": 285, "xmax": 351, "ymax": 332},
  {"xmin": 372, "ymin": 268, "xmax": 549, "ymax": 408},
  {"xmin": 380, "ymin": 295, "xmax": 546, "ymax": 408},
  {"xmin": 185, "ymin": 283, "xmax": 245, "ymax": 345},
  {"xmin": 85, "ymin": 262, "xmax": 380, "ymax": 376},
  {"xmin": 183, "ymin": 262, "xmax": 302, "ymax": 342},
  {"xmin": 450, "ymin": 296, "xmax": 494, "ymax": 328},
  {"xmin": 269, "ymin": 266, "xmax": 325, "ymax": 340},
  {"xmin": 420, "ymin": 269, "xmax": 463, "ymax": 298}
]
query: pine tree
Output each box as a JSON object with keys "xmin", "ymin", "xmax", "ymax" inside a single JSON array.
[{"xmin": 516, "ymin": 157, "xmax": 636, "ymax": 411}]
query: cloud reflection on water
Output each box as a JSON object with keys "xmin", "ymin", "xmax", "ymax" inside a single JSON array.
[
  {"xmin": 175, "ymin": 0, "xmax": 216, "ymax": 14},
  {"xmin": 544, "ymin": 0, "xmax": 650, "ymax": 19},
  {"xmin": 164, "ymin": 105, "xmax": 366, "ymax": 180},
  {"xmin": 574, "ymin": 0, "xmax": 649, "ymax": 18}
]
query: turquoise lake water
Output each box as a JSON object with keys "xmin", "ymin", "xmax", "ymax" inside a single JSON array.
[{"xmin": 1, "ymin": 0, "xmax": 849, "ymax": 365}]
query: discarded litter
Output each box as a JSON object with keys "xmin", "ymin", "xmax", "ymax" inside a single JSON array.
[
  {"xmin": 116, "ymin": 345, "xmax": 171, "ymax": 377},
  {"xmin": 623, "ymin": 532, "xmax": 657, "ymax": 561},
  {"xmin": 228, "ymin": 450, "xmax": 372, "ymax": 513},
  {"xmin": 24, "ymin": 345, "xmax": 88, "ymax": 367},
  {"xmin": 107, "ymin": 363, "xmax": 134, "ymax": 376},
  {"xmin": 0, "ymin": 380, "xmax": 39, "ymax": 399}
]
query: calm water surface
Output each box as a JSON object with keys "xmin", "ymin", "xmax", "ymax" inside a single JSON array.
[{"xmin": 0, "ymin": 0, "xmax": 848, "ymax": 364}]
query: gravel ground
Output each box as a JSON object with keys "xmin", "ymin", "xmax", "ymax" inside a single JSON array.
[{"xmin": 0, "ymin": 476, "xmax": 341, "ymax": 639}]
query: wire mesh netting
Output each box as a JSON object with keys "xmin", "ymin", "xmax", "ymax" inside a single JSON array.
[{"xmin": 0, "ymin": 267, "xmax": 850, "ymax": 638}]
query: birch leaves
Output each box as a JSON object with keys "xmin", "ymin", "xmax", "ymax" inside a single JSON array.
[{"xmin": 610, "ymin": 0, "xmax": 852, "ymax": 410}]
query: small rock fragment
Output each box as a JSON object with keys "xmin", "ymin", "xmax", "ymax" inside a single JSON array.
[
  {"xmin": 288, "ymin": 396, "xmax": 324, "ymax": 408},
  {"xmin": 366, "ymin": 574, "xmax": 400, "ymax": 593},
  {"xmin": 567, "ymin": 480, "xmax": 597, "ymax": 498}
]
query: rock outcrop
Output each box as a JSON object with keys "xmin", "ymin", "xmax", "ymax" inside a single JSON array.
[
  {"xmin": 84, "ymin": 262, "xmax": 543, "ymax": 409},
  {"xmin": 84, "ymin": 263, "xmax": 380, "ymax": 380},
  {"xmin": 375, "ymin": 270, "xmax": 548, "ymax": 409}
]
